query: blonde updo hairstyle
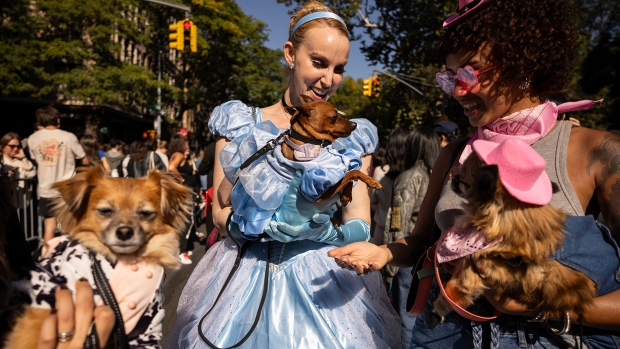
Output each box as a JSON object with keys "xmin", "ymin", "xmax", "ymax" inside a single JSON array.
[{"xmin": 288, "ymin": 1, "xmax": 349, "ymax": 49}]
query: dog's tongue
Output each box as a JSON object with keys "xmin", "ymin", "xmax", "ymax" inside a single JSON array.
[{"xmin": 436, "ymin": 225, "xmax": 503, "ymax": 263}]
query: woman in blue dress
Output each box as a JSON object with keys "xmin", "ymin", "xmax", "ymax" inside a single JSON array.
[{"xmin": 165, "ymin": 2, "xmax": 401, "ymax": 348}]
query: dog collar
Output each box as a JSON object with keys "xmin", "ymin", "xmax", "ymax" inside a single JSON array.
[
  {"xmin": 289, "ymin": 128, "xmax": 331, "ymax": 147},
  {"xmin": 283, "ymin": 135, "xmax": 325, "ymax": 161}
]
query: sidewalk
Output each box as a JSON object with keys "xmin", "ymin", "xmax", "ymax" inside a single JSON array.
[{"xmin": 161, "ymin": 223, "xmax": 208, "ymax": 344}]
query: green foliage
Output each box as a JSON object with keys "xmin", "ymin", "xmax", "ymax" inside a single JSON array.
[
  {"xmin": 281, "ymin": 0, "xmax": 620, "ymax": 134},
  {"xmin": 177, "ymin": 0, "xmax": 285, "ymax": 137},
  {"xmin": 1, "ymin": 0, "xmax": 163, "ymax": 108},
  {"xmin": 1, "ymin": 0, "xmax": 285, "ymax": 139}
]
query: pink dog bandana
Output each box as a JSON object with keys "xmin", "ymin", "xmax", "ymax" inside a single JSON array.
[
  {"xmin": 459, "ymin": 99, "xmax": 603, "ymax": 163},
  {"xmin": 283, "ymin": 135, "xmax": 325, "ymax": 161},
  {"xmin": 436, "ymin": 225, "xmax": 503, "ymax": 263}
]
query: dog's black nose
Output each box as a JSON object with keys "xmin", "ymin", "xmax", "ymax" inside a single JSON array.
[{"xmin": 116, "ymin": 227, "xmax": 134, "ymax": 241}]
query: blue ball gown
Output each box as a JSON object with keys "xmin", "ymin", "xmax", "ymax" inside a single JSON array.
[{"xmin": 165, "ymin": 101, "xmax": 401, "ymax": 349}]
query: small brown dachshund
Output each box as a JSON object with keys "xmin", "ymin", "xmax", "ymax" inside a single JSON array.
[{"xmin": 283, "ymin": 94, "xmax": 382, "ymax": 206}]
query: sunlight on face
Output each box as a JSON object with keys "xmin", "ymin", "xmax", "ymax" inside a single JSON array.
[
  {"xmin": 446, "ymin": 46, "xmax": 539, "ymax": 127},
  {"xmin": 290, "ymin": 26, "xmax": 349, "ymax": 104}
]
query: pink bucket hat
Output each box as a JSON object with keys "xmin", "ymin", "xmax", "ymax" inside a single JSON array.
[
  {"xmin": 443, "ymin": 0, "xmax": 491, "ymax": 27},
  {"xmin": 472, "ymin": 138, "xmax": 552, "ymax": 205}
]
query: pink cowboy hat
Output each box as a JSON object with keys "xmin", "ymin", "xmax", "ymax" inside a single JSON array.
[
  {"xmin": 472, "ymin": 138, "xmax": 552, "ymax": 205},
  {"xmin": 443, "ymin": 0, "xmax": 491, "ymax": 27}
]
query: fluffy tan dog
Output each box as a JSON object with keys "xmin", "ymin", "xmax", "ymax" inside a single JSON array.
[
  {"xmin": 433, "ymin": 139, "xmax": 596, "ymax": 323},
  {"xmin": 5, "ymin": 166, "xmax": 192, "ymax": 348}
]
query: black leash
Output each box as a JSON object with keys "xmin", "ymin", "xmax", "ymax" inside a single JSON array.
[
  {"xmin": 197, "ymin": 236, "xmax": 272, "ymax": 348},
  {"xmin": 233, "ymin": 133, "xmax": 287, "ymax": 184},
  {"xmin": 86, "ymin": 253, "xmax": 128, "ymax": 349}
]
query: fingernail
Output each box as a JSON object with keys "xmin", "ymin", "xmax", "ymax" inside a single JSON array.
[
  {"xmin": 78, "ymin": 277, "xmax": 88, "ymax": 282},
  {"xmin": 59, "ymin": 284, "xmax": 68, "ymax": 290}
]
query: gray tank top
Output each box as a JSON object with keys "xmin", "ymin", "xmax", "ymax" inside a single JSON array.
[{"xmin": 435, "ymin": 121, "xmax": 583, "ymax": 232}]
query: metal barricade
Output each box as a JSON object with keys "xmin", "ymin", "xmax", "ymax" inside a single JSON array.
[{"xmin": 15, "ymin": 178, "xmax": 42, "ymax": 251}]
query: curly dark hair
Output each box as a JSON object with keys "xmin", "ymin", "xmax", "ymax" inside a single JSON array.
[
  {"xmin": 438, "ymin": 0, "xmax": 579, "ymax": 97},
  {"xmin": 168, "ymin": 134, "xmax": 187, "ymax": 156}
]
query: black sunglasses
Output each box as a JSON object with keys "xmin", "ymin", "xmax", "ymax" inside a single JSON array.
[{"xmin": 7, "ymin": 144, "xmax": 22, "ymax": 149}]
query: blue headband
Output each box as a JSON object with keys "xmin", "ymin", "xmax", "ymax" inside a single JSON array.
[{"xmin": 289, "ymin": 11, "xmax": 347, "ymax": 40}]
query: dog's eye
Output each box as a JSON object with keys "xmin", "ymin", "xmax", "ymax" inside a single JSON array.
[
  {"xmin": 97, "ymin": 208, "xmax": 114, "ymax": 217},
  {"xmin": 331, "ymin": 115, "xmax": 338, "ymax": 123},
  {"xmin": 138, "ymin": 210, "xmax": 156, "ymax": 220}
]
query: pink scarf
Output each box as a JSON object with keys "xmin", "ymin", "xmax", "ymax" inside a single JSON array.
[
  {"xmin": 459, "ymin": 99, "xmax": 603, "ymax": 163},
  {"xmin": 436, "ymin": 225, "xmax": 503, "ymax": 264}
]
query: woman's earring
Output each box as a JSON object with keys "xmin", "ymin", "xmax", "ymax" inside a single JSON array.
[
  {"xmin": 519, "ymin": 78, "xmax": 530, "ymax": 90},
  {"xmin": 289, "ymin": 63, "xmax": 295, "ymax": 70}
]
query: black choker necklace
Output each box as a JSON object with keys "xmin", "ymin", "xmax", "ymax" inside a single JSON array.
[
  {"xmin": 281, "ymin": 95, "xmax": 293, "ymax": 115},
  {"xmin": 281, "ymin": 95, "xmax": 290, "ymax": 108}
]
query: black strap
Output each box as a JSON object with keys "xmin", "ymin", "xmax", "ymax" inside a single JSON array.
[
  {"xmin": 86, "ymin": 253, "xmax": 128, "ymax": 349},
  {"xmin": 233, "ymin": 132, "xmax": 287, "ymax": 184},
  {"xmin": 197, "ymin": 240, "xmax": 271, "ymax": 348}
]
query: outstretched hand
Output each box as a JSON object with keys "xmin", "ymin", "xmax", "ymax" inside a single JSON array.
[{"xmin": 327, "ymin": 242, "xmax": 391, "ymax": 275}]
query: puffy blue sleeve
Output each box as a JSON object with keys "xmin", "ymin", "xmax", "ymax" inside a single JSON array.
[
  {"xmin": 332, "ymin": 118, "xmax": 378, "ymax": 156},
  {"xmin": 208, "ymin": 101, "xmax": 256, "ymax": 141}
]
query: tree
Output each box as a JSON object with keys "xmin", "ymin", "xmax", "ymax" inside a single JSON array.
[
  {"xmin": 278, "ymin": 0, "xmax": 620, "ymax": 135},
  {"xmin": 183, "ymin": 0, "xmax": 285, "ymax": 131},
  {"xmin": 0, "ymin": 0, "xmax": 176, "ymax": 110}
]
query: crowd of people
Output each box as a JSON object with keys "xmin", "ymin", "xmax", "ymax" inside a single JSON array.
[
  {"xmin": 0, "ymin": 106, "xmax": 215, "ymax": 266},
  {"xmin": 2, "ymin": 0, "xmax": 620, "ymax": 348}
]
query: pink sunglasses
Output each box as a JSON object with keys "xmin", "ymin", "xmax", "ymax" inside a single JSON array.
[{"xmin": 436, "ymin": 64, "xmax": 495, "ymax": 94}]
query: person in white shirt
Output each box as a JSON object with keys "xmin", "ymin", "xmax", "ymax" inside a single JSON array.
[{"xmin": 28, "ymin": 106, "xmax": 87, "ymax": 243}]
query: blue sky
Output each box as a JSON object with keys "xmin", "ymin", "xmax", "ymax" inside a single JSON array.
[{"xmin": 235, "ymin": 0, "xmax": 375, "ymax": 80}]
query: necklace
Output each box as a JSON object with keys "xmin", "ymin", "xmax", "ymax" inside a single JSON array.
[{"xmin": 281, "ymin": 95, "xmax": 293, "ymax": 117}]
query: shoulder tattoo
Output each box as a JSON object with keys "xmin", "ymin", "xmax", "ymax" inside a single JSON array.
[{"xmin": 586, "ymin": 135, "xmax": 620, "ymax": 187}]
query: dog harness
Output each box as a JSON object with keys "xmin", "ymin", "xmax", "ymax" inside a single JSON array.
[
  {"xmin": 283, "ymin": 134, "xmax": 326, "ymax": 161},
  {"xmin": 15, "ymin": 236, "xmax": 165, "ymax": 348}
]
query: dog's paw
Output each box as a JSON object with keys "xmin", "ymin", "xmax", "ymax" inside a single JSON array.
[
  {"xmin": 433, "ymin": 295, "xmax": 454, "ymax": 317},
  {"xmin": 339, "ymin": 194, "xmax": 352, "ymax": 206},
  {"xmin": 366, "ymin": 178, "xmax": 383, "ymax": 190},
  {"xmin": 424, "ymin": 310, "xmax": 444, "ymax": 329}
]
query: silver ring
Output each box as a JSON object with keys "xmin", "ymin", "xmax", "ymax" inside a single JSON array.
[{"xmin": 57, "ymin": 328, "xmax": 75, "ymax": 343}]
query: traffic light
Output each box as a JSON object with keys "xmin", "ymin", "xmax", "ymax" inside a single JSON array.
[
  {"xmin": 169, "ymin": 21, "xmax": 184, "ymax": 51},
  {"xmin": 183, "ymin": 20, "xmax": 191, "ymax": 51},
  {"xmin": 169, "ymin": 19, "xmax": 197, "ymax": 52},
  {"xmin": 372, "ymin": 76, "xmax": 381, "ymax": 97},
  {"xmin": 190, "ymin": 21, "xmax": 198, "ymax": 52},
  {"xmin": 363, "ymin": 77, "xmax": 372, "ymax": 96}
]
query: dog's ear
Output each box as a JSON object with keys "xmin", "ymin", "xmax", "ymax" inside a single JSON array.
[
  {"xmin": 51, "ymin": 166, "xmax": 105, "ymax": 231},
  {"xmin": 299, "ymin": 94, "xmax": 313, "ymax": 103},
  {"xmin": 285, "ymin": 106, "xmax": 298, "ymax": 117},
  {"xmin": 147, "ymin": 170, "xmax": 193, "ymax": 232}
]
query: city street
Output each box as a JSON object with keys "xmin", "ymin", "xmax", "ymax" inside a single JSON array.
[{"xmin": 161, "ymin": 224, "xmax": 208, "ymax": 344}]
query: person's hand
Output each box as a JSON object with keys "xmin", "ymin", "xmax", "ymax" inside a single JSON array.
[
  {"xmin": 6, "ymin": 168, "xmax": 16, "ymax": 178},
  {"xmin": 327, "ymin": 241, "xmax": 391, "ymax": 275},
  {"xmin": 16, "ymin": 148, "xmax": 26, "ymax": 159},
  {"xmin": 37, "ymin": 279, "xmax": 116, "ymax": 349},
  {"xmin": 482, "ymin": 289, "xmax": 533, "ymax": 316},
  {"xmin": 567, "ymin": 117, "xmax": 581, "ymax": 127}
]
